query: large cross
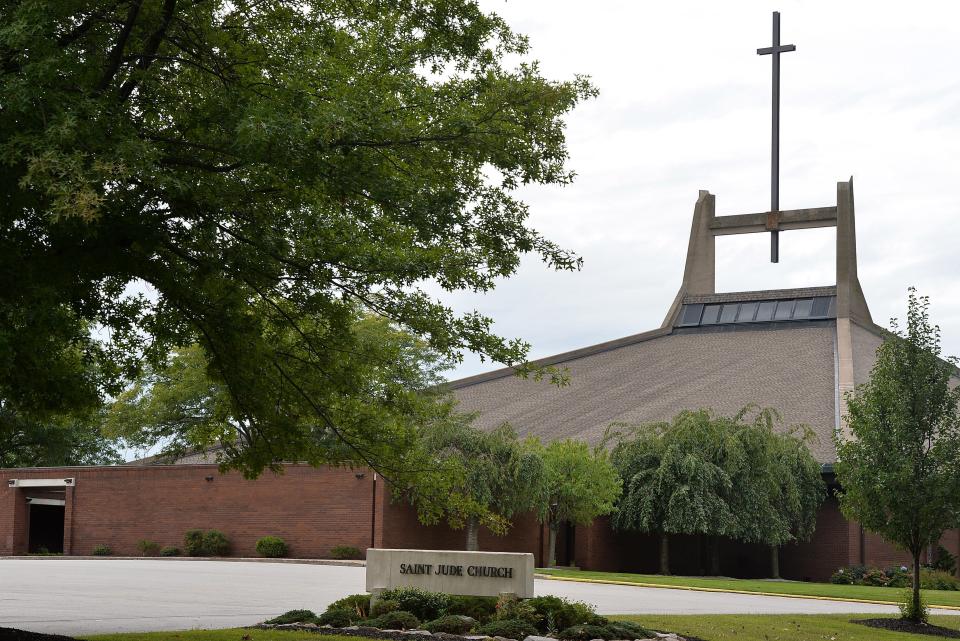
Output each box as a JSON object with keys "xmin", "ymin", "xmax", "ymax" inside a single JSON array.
[{"xmin": 757, "ymin": 11, "xmax": 795, "ymax": 263}]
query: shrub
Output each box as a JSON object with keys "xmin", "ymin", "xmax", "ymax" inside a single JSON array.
[
  {"xmin": 366, "ymin": 610, "xmax": 420, "ymax": 630},
  {"xmin": 202, "ymin": 530, "xmax": 231, "ymax": 556},
  {"xmin": 370, "ymin": 600, "xmax": 399, "ymax": 617},
  {"xmin": 885, "ymin": 566, "xmax": 911, "ymax": 588},
  {"xmin": 476, "ymin": 618, "xmax": 538, "ymax": 640},
  {"xmin": 330, "ymin": 545, "xmax": 363, "ymax": 560},
  {"xmin": 604, "ymin": 621, "xmax": 654, "ymax": 640},
  {"xmin": 493, "ymin": 595, "xmax": 540, "ymax": 626},
  {"xmin": 557, "ymin": 624, "xmax": 612, "ymax": 641},
  {"xmin": 920, "ymin": 568, "xmax": 960, "ymax": 591},
  {"xmin": 256, "ymin": 536, "xmax": 288, "ymax": 558},
  {"xmin": 931, "ymin": 546, "xmax": 958, "ymax": 575},
  {"xmin": 445, "ymin": 595, "xmax": 498, "ymax": 623},
  {"xmin": 159, "ymin": 546, "xmax": 181, "ymax": 557},
  {"xmin": 92, "ymin": 544, "xmax": 112, "ymax": 556},
  {"xmin": 860, "ymin": 568, "xmax": 889, "ymax": 587},
  {"xmin": 265, "ymin": 609, "xmax": 317, "ymax": 625},
  {"xmin": 527, "ymin": 596, "xmax": 603, "ymax": 633},
  {"xmin": 326, "ymin": 593, "xmax": 371, "ymax": 619},
  {"xmin": 184, "ymin": 529, "xmax": 205, "ymax": 556},
  {"xmin": 136, "ymin": 540, "xmax": 161, "ymax": 556},
  {"xmin": 379, "ymin": 587, "xmax": 450, "ymax": 621},
  {"xmin": 424, "ymin": 614, "xmax": 477, "ymax": 634},
  {"xmin": 317, "ymin": 609, "xmax": 355, "ymax": 627},
  {"xmin": 829, "ymin": 568, "xmax": 853, "ymax": 584}
]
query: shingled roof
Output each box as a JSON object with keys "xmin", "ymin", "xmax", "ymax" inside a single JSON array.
[{"xmin": 447, "ymin": 180, "xmax": 886, "ymax": 464}]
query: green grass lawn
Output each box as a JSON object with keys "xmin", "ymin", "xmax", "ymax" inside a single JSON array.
[
  {"xmin": 538, "ymin": 567, "xmax": 960, "ymax": 608},
  {"xmin": 84, "ymin": 630, "xmax": 353, "ymax": 641},
  {"xmin": 85, "ymin": 616, "xmax": 960, "ymax": 641},
  {"xmin": 616, "ymin": 614, "xmax": 960, "ymax": 641}
]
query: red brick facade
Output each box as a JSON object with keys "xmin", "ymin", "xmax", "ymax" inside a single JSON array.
[{"xmin": 1, "ymin": 463, "xmax": 952, "ymax": 582}]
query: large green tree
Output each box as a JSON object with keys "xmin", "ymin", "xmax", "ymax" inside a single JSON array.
[
  {"xmin": 414, "ymin": 421, "xmax": 545, "ymax": 550},
  {"xmin": 0, "ymin": 0, "xmax": 592, "ymax": 478},
  {"xmin": 0, "ymin": 405, "xmax": 122, "ymax": 468},
  {"xmin": 535, "ymin": 438, "xmax": 621, "ymax": 567},
  {"xmin": 835, "ymin": 290, "xmax": 960, "ymax": 622}
]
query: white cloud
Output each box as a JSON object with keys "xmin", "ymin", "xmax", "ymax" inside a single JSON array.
[{"xmin": 436, "ymin": 0, "xmax": 960, "ymax": 378}]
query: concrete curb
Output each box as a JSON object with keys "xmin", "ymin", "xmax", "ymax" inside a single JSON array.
[
  {"xmin": 0, "ymin": 556, "xmax": 366, "ymax": 566},
  {"xmin": 534, "ymin": 573, "xmax": 960, "ymax": 611}
]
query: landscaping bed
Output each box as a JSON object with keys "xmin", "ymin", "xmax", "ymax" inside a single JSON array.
[
  {"xmin": 0, "ymin": 629, "xmax": 79, "ymax": 641},
  {"xmin": 854, "ymin": 618, "xmax": 960, "ymax": 638},
  {"xmin": 258, "ymin": 590, "xmax": 684, "ymax": 641}
]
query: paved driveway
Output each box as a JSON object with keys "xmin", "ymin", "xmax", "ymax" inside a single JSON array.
[{"xmin": 0, "ymin": 559, "xmax": 954, "ymax": 636}]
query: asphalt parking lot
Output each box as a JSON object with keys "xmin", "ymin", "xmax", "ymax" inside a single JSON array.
[{"xmin": 1, "ymin": 559, "xmax": 954, "ymax": 636}]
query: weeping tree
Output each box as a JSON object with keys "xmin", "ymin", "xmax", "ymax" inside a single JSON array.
[
  {"xmin": 608, "ymin": 411, "xmax": 735, "ymax": 575},
  {"xmin": 415, "ymin": 422, "xmax": 545, "ymax": 551},
  {"xmin": 724, "ymin": 408, "xmax": 824, "ymax": 578},
  {"xmin": 535, "ymin": 439, "xmax": 622, "ymax": 567},
  {"xmin": 609, "ymin": 408, "xmax": 824, "ymax": 576},
  {"xmin": 835, "ymin": 290, "xmax": 960, "ymax": 623}
]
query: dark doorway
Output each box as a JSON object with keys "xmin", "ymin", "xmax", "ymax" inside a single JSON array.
[
  {"xmin": 28, "ymin": 503, "xmax": 65, "ymax": 553},
  {"xmin": 553, "ymin": 522, "xmax": 576, "ymax": 567}
]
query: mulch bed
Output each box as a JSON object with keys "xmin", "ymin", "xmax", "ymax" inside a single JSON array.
[
  {"xmin": 855, "ymin": 618, "xmax": 960, "ymax": 638},
  {"xmin": 0, "ymin": 629, "xmax": 80, "ymax": 641}
]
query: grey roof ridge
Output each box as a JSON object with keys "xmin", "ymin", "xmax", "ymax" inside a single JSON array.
[{"xmin": 444, "ymin": 326, "xmax": 673, "ymax": 390}]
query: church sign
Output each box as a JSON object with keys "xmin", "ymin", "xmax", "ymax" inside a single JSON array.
[{"xmin": 366, "ymin": 549, "xmax": 535, "ymax": 598}]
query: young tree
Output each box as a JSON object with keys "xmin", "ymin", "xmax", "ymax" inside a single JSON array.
[
  {"xmin": 415, "ymin": 422, "xmax": 545, "ymax": 551},
  {"xmin": 0, "ymin": 0, "xmax": 593, "ymax": 479},
  {"xmin": 835, "ymin": 290, "xmax": 960, "ymax": 622},
  {"xmin": 535, "ymin": 439, "xmax": 622, "ymax": 567}
]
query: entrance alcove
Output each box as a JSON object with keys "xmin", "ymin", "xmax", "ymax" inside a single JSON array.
[{"xmin": 26, "ymin": 495, "xmax": 66, "ymax": 554}]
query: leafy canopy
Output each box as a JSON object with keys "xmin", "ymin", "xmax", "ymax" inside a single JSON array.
[
  {"xmin": 0, "ymin": 0, "xmax": 594, "ymax": 476},
  {"xmin": 0, "ymin": 406, "xmax": 122, "ymax": 468},
  {"xmin": 835, "ymin": 289, "xmax": 960, "ymax": 620},
  {"xmin": 104, "ymin": 313, "xmax": 458, "ymax": 482},
  {"xmin": 536, "ymin": 438, "xmax": 621, "ymax": 528},
  {"xmin": 609, "ymin": 407, "xmax": 823, "ymax": 546},
  {"xmin": 413, "ymin": 421, "xmax": 545, "ymax": 536}
]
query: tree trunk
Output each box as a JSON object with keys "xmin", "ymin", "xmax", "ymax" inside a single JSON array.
[
  {"xmin": 770, "ymin": 545, "xmax": 780, "ymax": 579},
  {"xmin": 709, "ymin": 536, "xmax": 721, "ymax": 575},
  {"xmin": 659, "ymin": 532, "xmax": 670, "ymax": 575},
  {"xmin": 910, "ymin": 550, "xmax": 923, "ymax": 622},
  {"xmin": 466, "ymin": 517, "xmax": 480, "ymax": 551},
  {"xmin": 547, "ymin": 521, "xmax": 559, "ymax": 568}
]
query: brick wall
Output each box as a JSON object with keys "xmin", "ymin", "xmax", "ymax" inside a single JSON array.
[{"xmin": 0, "ymin": 464, "xmax": 377, "ymax": 557}]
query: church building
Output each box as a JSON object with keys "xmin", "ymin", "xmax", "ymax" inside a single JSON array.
[{"xmin": 1, "ymin": 179, "xmax": 955, "ymax": 580}]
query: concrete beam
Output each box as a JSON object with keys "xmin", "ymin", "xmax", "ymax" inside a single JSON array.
[{"xmin": 709, "ymin": 206, "xmax": 838, "ymax": 236}]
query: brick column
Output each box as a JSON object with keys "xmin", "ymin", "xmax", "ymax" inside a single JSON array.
[{"xmin": 63, "ymin": 485, "xmax": 75, "ymax": 555}]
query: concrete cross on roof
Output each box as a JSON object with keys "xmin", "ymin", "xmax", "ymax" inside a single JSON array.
[{"xmin": 757, "ymin": 11, "xmax": 796, "ymax": 263}]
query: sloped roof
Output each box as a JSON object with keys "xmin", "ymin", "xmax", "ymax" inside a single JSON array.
[{"xmin": 451, "ymin": 322, "xmax": 841, "ymax": 463}]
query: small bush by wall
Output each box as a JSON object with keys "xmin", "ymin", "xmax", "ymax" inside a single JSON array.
[
  {"xmin": 92, "ymin": 544, "xmax": 112, "ymax": 556},
  {"xmin": 184, "ymin": 529, "xmax": 205, "ymax": 556},
  {"xmin": 202, "ymin": 530, "xmax": 230, "ymax": 556},
  {"xmin": 329, "ymin": 544, "xmax": 363, "ymax": 560},
  {"xmin": 159, "ymin": 546, "xmax": 181, "ymax": 557},
  {"xmin": 137, "ymin": 540, "xmax": 161, "ymax": 556},
  {"xmin": 256, "ymin": 536, "xmax": 288, "ymax": 558}
]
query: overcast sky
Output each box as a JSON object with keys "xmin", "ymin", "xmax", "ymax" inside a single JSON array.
[{"xmin": 433, "ymin": 0, "xmax": 960, "ymax": 380}]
